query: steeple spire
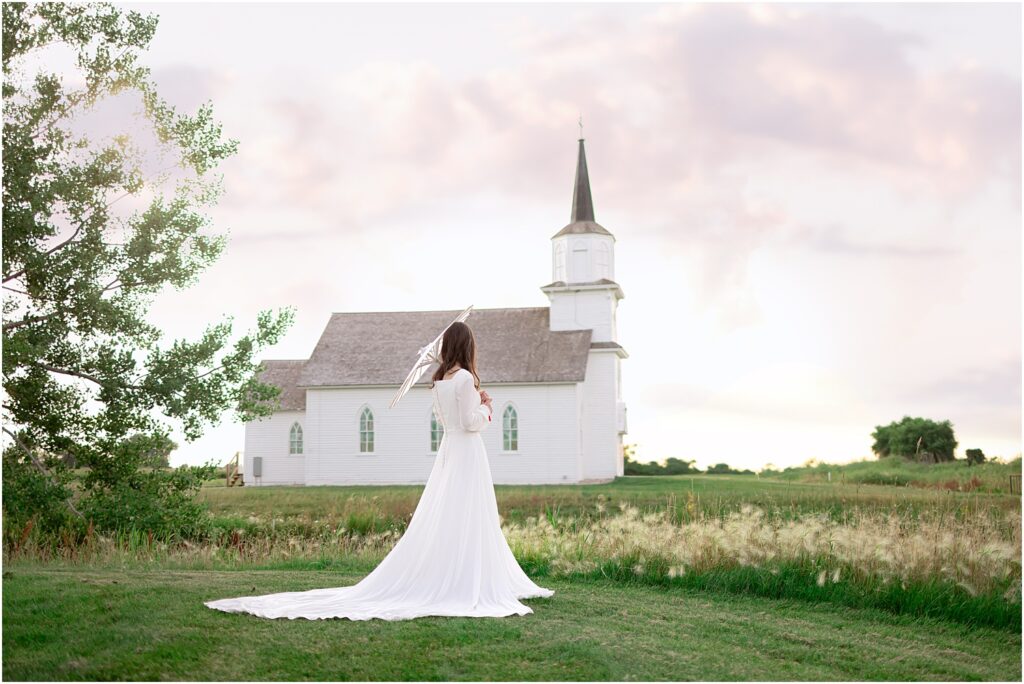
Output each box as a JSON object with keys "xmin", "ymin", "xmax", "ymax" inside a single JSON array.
[
  {"xmin": 570, "ymin": 138, "xmax": 595, "ymax": 223},
  {"xmin": 551, "ymin": 134, "xmax": 612, "ymax": 239}
]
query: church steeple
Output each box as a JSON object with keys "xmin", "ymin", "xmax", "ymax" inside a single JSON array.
[
  {"xmin": 543, "ymin": 133, "xmax": 623, "ymax": 312},
  {"xmin": 552, "ymin": 137, "xmax": 613, "ymax": 240},
  {"xmin": 571, "ymin": 138, "xmax": 595, "ymax": 223},
  {"xmin": 541, "ymin": 131, "xmax": 628, "ymax": 482}
]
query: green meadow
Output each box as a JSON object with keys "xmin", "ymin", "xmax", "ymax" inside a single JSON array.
[{"xmin": 4, "ymin": 460, "xmax": 1021, "ymax": 681}]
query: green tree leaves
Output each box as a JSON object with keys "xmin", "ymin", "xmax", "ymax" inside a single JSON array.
[
  {"xmin": 2, "ymin": 2, "xmax": 295, "ymax": 537},
  {"xmin": 870, "ymin": 416, "xmax": 958, "ymax": 462}
]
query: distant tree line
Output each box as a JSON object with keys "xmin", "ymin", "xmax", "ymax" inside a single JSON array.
[
  {"xmin": 623, "ymin": 411, "xmax": 992, "ymax": 477},
  {"xmin": 622, "ymin": 445, "xmax": 755, "ymax": 476}
]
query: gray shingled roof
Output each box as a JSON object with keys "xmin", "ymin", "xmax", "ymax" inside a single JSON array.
[
  {"xmin": 552, "ymin": 219, "xmax": 614, "ymax": 238},
  {"xmin": 294, "ymin": 306, "xmax": 592, "ymax": 388},
  {"xmin": 254, "ymin": 359, "xmax": 307, "ymax": 410},
  {"xmin": 590, "ymin": 340, "xmax": 629, "ymax": 358}
]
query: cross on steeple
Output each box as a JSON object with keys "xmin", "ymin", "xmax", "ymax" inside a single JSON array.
[{"xmin": 578, "ymin": 113, "xmax": 583, "ymax": 139}]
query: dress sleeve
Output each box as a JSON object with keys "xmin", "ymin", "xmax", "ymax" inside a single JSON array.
[{"xmin": 455, "ymin": 370, "xmax": 491, "ymax": 432}]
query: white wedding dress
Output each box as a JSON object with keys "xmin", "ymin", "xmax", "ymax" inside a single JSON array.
[{"xmin": 204, "ymin": 368, "xmax": 555, "ymax": 620}]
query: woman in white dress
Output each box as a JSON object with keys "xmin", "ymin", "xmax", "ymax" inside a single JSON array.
[{"xmin": 204, "ymin": 321, "xmax": 555, "ymax": 620}]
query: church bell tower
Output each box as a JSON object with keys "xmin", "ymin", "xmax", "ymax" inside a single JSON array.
[
  {"xmin": 541, "ymin": 137, "xmax": 624, "ymax": 343},
  {"xmin": 542, "ymin": 135, "xmax": 628, "ymax": 479}
]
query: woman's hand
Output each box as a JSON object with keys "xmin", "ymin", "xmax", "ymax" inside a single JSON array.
[{"xmin": 479, "ymin": 389, "xmax": 493, "ymax": 412}]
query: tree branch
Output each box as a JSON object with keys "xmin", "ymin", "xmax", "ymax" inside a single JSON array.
[
  {"xmin": 3, "ymin": 222, "xmax": 83, "ymax": 283},
  {"xmin": 2, "ymin": 311, "xmax": 59, "ymax": 333},
  {"xmin": 38, "ymin": 363, "xmax": 145, "ymax": 391}
]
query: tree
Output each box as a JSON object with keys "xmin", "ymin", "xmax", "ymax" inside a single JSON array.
[
  {"xmin": 2, "ymin": 3, "xmax": 294, "ymax": 537},
  {"xmin": 703, "ymin": 462, "xmax": 754, "ymax": 475},
  {"xmin": 870, "ymin": 416, "xmax": 958, "ymax": 463},
  {"xmin": 623, "ymin": 443, "xmax": 659, "ymax": 475},
  {"xmin": 661, "ymin": 457, "xmax": 700, "ymax": 475},
  {"xmin": 128, "ymin": 432, "xmax": 176, "ymax": 469},
  {"xmin": 965, "ymin": 448, "xmax": 986, "ymax": 466},
  {"xmin": 622, "ymin": 444, "xmax": 702, "ymax": 476}
]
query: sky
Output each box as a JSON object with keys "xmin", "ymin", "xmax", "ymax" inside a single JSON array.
[{"xmin": 14, "ymin": 1, "xmax": 1023, "ymax": 470}]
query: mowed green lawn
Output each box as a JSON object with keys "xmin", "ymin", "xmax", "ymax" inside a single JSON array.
[{"xmin": 3, "ymin": 565, "xmax": 1020, "ymax": 681}]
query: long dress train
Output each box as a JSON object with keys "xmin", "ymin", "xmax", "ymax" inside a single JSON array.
[{"xmin": 203, "ymin": 368, "xmax": 554, "ymax": 620}]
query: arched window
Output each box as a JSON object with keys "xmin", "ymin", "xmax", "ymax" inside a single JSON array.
[
  {"xmin": 554, "ymin": 242, "xmax": 566, "ymax": 282},
  {"xmin": 502, "ymin": 404, "xmax": 518, "ymax": 452},
  {"xmin": 359, "ymin": 406, "xmax": 374, "ymax": 453},
  {"xmin": 430, "ymin": 410, "xmax": 443, "ymax": 452},
  {"xmin": 289, "ymin": 422, "xmax": 303, "ymax": 454}
]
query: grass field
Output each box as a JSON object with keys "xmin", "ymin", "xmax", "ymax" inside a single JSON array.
[
  {"xmin": 4, "ymin": 467, "xmax": 1021, "ymax": 680},
  {"xmin": 769, "ymin": 455, "xmax": 1021, "ymax": 491},
  {"xmin": 3, "ymin": 565, "xmax": 1020, "ymax": 681},
  {"xmin": 196, "ymin": 463, "xmax": 1023, "ymax": 531}
]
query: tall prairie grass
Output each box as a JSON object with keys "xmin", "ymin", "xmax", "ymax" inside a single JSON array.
[
  {"xmin": 7, "ymin": 488, "xmax": 1019, "ymax": 628},
  {"xmin": 508, "ymin": 496, "xmax": 1020, "ymax": 595}
]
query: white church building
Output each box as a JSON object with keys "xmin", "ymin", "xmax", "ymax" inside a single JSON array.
[{"xmin": 242, "ymin": 138, "xmax": 628, "ymax": 485}]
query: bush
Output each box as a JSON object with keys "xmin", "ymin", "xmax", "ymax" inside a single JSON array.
[
  {"xmin": 77, "ymin": 461, "xmax": 219, "ymax": 541},
  {"xmin": 2, "ymin": 445, "xmax": 81, "ymax": 539},
  {"xmin": 966, "ymin": 448, "xmax": 986, "ymax": 466},
  {"xmin": 3, "ymin": 441, "xmax": 220, "ymax": 549}
]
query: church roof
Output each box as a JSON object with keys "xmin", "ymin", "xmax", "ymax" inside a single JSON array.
[
  {"xmin": 291, "ymin": 306, "xmax": 592, "ymax": 389},
  {"xmin": 552, "ymin": 138, "xmax": 614, "ymax": 239},
  {"xmin": 254, "ymin": 359, "xmax": 307, "ymax": 410},
  {"xmin": 553, "ymin": 220, "xmax": 613, "ymax": 238}
]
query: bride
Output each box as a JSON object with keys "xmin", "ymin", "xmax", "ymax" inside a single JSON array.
[{"xmin": 204, "ymin": 321, "xmax": 555, "ymax": 620}]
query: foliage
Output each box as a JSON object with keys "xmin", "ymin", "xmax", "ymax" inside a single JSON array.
[
  {"xmin": 1, "ymin": 443, "xmax": 80, "ymax": 539},
  {"xmin": 705, "ymin": 462, "xmax": 755, "ymax": 475},
  {"xmin": 966, "ymin": 448, "xmax": 987, "ymax": 466},
  {"xmin": 624, "ymin": 454, "xmax": 702, "ymax": 475},
  {"xmin": 2, "ymin": 2, "xmax": 294, "ymax": 535},
  {"xmin": 77, "ymin": 460, "xmax": 218, "ymax": 540},
  {"xmin": 623, "ymin": 444, "xmax": 706, "ymax": 475},
  {"xmin": 871, "ymin": 415, "xmax": 958, "ymax": 462}
]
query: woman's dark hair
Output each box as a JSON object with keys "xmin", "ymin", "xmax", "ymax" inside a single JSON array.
[{"xmin": 431, "ymin": 321, "xmax": 481, "ymax": 389}]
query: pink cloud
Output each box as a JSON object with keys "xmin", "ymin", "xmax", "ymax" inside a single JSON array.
[{"xmin": 219, "ymin": 3, "xmax": 1017, "ymax": 229}]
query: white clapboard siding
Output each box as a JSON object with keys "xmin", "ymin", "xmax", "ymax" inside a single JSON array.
[
  {"xmin": 580, "ymin": 350, "xmax": 620, "ymax": 480},
  {"xmin": 301, "ymin": 382, "xmax": 580, "ymax": 485},
  {"xmin": 548, "ymin": 287, "xmax": 618, "ymax": 343},
  {"xmin": 243, "ymin": 410, "xmax": 306, "ymax": 485},
  {"xmin": 305, "ymin": 386, "xmax": 433, "ymax": 486},
  {"xmin": 480, "ymin": 382, "xmax": 579, "ymax": 484}
]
